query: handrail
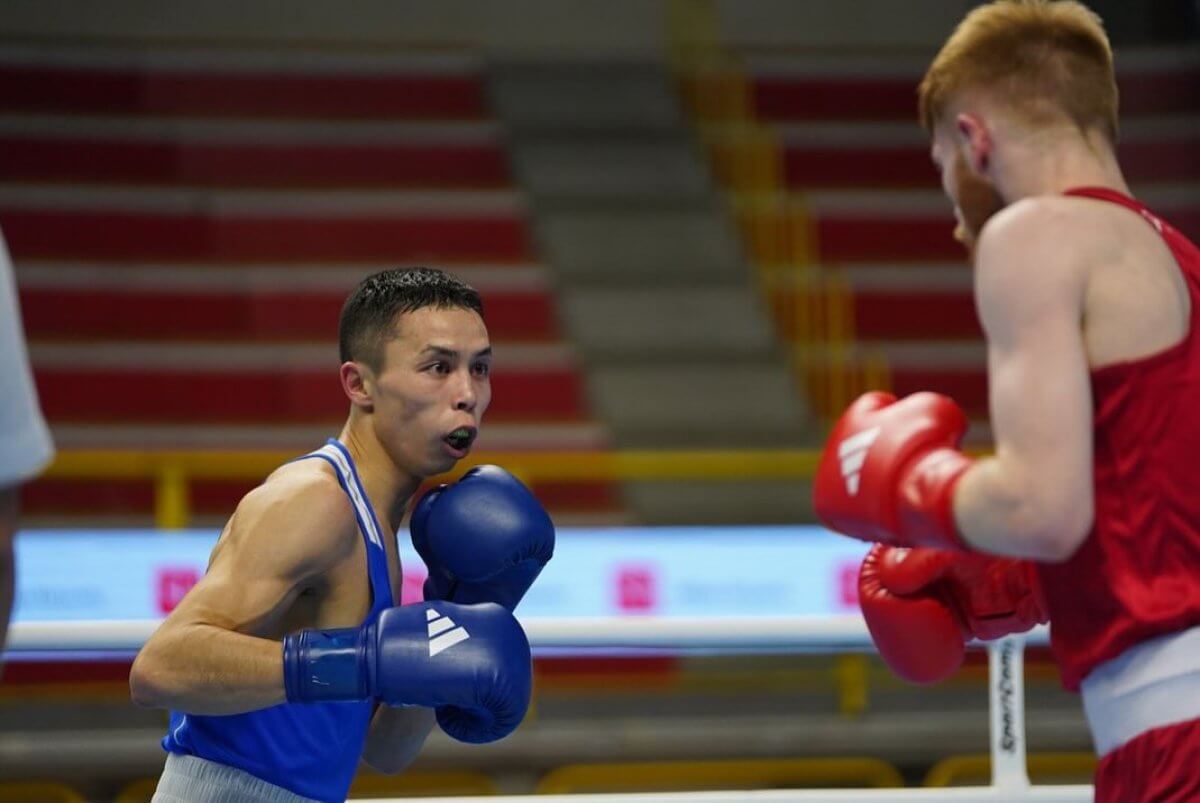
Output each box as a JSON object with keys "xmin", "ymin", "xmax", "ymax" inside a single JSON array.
[
  {"xmin": 42, "ymin": 448, "xmax": 823, "ymax": 528},
  {"xmin": 44, "ymin": 446, "xmax": 993, "ymax": 529},
  {"xmin": 46, "ymin": 449, "xmax": 823, "ymax": 482}
]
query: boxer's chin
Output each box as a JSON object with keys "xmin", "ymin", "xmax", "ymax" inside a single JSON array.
[{"xmin": 953, "ymin": 220, "xmax": 981, "ymax": 263}]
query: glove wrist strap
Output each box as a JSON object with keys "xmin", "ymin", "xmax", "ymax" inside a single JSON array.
[
  {"xmin": 898, "ymin": 448, "xmax": 973, "ymax": 550},
  {"xmin": 282, "ymin": 626, "xmax": 370, "ymax": 703},
  {"xmin": 1023, "ymin": 561, "xmax": 1050, "ymax": 625}
]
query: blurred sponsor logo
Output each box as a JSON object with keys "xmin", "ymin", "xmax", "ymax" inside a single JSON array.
[
  {"xmin": 838, "ymin": 561, "xmax": 860, "ymax": 609},
  {"xmin": 156, "ymin": 567, "xmax": 200, "ymax": 614},
  {"xmin": 615, "ymin": 565, "xmax": 657, "ymax": 613},
  {"xmin": 402, "ymin": 567, "xmax": 428, "ymax": 605}
]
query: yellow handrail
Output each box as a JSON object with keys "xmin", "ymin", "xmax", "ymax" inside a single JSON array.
[
  {"xmin": 44, "ymin": 449, "xmax": 824, "ymax": 529},
  {"xmin": 46, "ymin": 449, "xmax": 823, "ymax": 483},
  {"xmin": 43, "ymin": 444, "xmax": 986, "ymax": 529}
]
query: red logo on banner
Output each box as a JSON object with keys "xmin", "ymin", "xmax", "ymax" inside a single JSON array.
[
  {"xmin": 838, "ymin": 562, "xmax": 860, "ymax": 609},
  {"xmin": 156, "ymin": 567, "xmax": 200, "ymax": 614},
  {"xmin": 615, "ymin": 565, "xmax": 658, "ymax": 613}
]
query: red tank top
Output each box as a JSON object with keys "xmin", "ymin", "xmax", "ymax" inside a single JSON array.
[{"xmin": 1037, "ymin": 187, "xmax": 1200, "ymax": 691}]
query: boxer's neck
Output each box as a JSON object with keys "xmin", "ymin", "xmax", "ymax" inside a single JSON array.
[
  {"xmin": 992, "ymin": 124, "xmax": 1130, "ymax": 204},
  {"xmin": 338, "ymin": 413, "xmax": 421, "ymax": 530}
]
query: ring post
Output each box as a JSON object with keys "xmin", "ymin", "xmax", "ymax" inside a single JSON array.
[{"xmin": 988, "ymin": 635, "xmax": 1031, "ymax": 790}]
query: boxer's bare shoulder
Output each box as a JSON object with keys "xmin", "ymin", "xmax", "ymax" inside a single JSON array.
[
  {"xmin": 973, "ymin": 198, "xmax": 1090, "ymax": 344},
  {"xmin": 976, "ymin": 192, "xmax": 1187, "ymax": 369},
  {"xmin": 210, "ymin": 459, "xmax": 358, "ymax": 574},
  {"xmin": 179, "ymin": 460, "xmax": 360, "ymax": 639}
]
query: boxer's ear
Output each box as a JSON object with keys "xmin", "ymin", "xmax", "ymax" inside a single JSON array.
[
  {"xmin": 340, "ymin": 360, "xmax": 375, "ymax": 411},
  {"xmin": 955, "ymin": 112, "xmax": 992, "ymax": 176}
]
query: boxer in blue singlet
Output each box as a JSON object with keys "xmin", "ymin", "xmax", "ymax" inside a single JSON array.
[{"xmin": 130, "ymin": 268, "xmax": 555, "ymax": 803}]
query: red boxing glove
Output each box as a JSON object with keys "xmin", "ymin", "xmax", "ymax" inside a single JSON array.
[
  {"xmin": 860, "ymin": 544, "xmax": 1049, "ymax": 685},
  {"xmin": 859, "ymin": 545, "xmax": 963, "ymax": 684},
  {"xmin": 815, "ymin": 391, "xmax": 973, "ymax": 550}
]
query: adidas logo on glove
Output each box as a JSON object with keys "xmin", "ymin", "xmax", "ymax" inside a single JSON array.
[
  {"xmin": 426, "ymin": 608, "xmax": 470, "ymax": 657},
  {"xmin": 838, "ymin": 426, "xmax": 881, "ymax": 496}
]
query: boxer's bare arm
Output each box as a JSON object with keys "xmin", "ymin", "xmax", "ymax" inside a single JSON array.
[
  {"xmin": 130, "ymin": 469, "xmax": 357, "ymax": 715},
  {"xmin": 953, "ymin": 200, "xmax": 1095, "ymax": 561},
  {"xmin": 362, "ymin": 704, "xmax": 436, "ymax": 774}
]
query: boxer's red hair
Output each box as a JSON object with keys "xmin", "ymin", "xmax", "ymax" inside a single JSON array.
[{"xmin": 919, "ymin": 0, "xmax": 1118, "ymax": 144}]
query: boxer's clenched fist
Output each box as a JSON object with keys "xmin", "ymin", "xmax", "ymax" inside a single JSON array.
[
  {"xmin": 860, "ymin": 544, "xmax": 1048, "ymax": 684},
  {"xmin": 815, "ymin": 392, "xmax": 974, "ymax": 551}
]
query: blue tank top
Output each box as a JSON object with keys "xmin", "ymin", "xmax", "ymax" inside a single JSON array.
[{"xmin": 162, "ymin": 439, "xmax": 395, "ymax": 803}]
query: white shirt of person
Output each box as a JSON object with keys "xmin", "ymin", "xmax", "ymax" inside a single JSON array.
[{"xmin": 0, "ymin": 228, "xmax": 54, "ymax": 487}]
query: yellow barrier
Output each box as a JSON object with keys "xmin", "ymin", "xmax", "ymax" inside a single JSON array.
[
  {"xmin": 536, "ymin": 757, "xmax": 904, "ymax": 793},
  {"xmin": 349, "ymin": 770, "xmax": 498, "ymax": 798},
  {"xmin": 923, "ymin": 752, "xmax": 1097, "ymax": 787},
  {"xmin": 44, "ymin": 449, "xmax": 825, "ymax": 529},
  {"xmin": 113, "ymin": 779, "xmax": 158, "ymax": 803},
  {"xmin": 0, "ymin": 782, "xmax": 86, "ymax": 803}
]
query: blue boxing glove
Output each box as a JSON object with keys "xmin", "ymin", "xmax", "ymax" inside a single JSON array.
[
  {"xmin": 283, "ymin": 601, "xmax": 532, "ymax": 744},
  {"xmin": 411, "ymin": 465, "xmax": 555, "ymax": 612}
]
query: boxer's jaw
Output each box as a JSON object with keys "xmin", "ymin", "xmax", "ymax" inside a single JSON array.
[{"xmin": 931, "ymin": 124, "xmax": 1005, "ymax": 258}]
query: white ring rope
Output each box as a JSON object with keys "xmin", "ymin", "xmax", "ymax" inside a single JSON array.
[
  {"xmin": 362, "ymin": 790, "xmax": 1091, "ymax": 802},
  {"xmin": 3, "ymin": 618, "xmax": 1087, "ymax": 802},
  {"xmin": 4, "ymin": 615, "xmax": 1051, "ymax": 653}
]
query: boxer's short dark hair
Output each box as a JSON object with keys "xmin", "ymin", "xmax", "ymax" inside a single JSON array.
[{"xmin": 339, "ymin": 267, "xmax": 484, "ymax": 370}]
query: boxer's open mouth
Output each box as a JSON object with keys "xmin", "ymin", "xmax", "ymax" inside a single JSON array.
[{"xmin": 444, "ymin": 427, "xmax": 477, "ymax": 452}]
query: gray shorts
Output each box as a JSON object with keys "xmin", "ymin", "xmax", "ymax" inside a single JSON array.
[{"xmin": 152, "ymin": 753, "xmax": 323, "ymax": 803}]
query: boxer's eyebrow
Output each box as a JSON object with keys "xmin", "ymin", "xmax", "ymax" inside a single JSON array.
[{"xmin": 419, "ymin": 345, "xmax": 492, "ymax": 359}]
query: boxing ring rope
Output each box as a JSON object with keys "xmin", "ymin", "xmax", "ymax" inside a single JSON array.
[
  {"xmin": 368, "ymin": 790, "xmax": 1088, "ymax": 802},
  {"xmin": 5, "ymin": 616, "xmax": 1092, "ymax": 802}
]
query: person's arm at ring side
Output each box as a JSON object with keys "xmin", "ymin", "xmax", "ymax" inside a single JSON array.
[
  {"xmin": 0, "ymin": 486, "xmax": 17, "ymax": 655},
  {"xmin": 129, "ymin": 468, "xmax": 358, "ymax": 715},
  {"xmin": 953, "ymin": 200, "xmax": 1095, "ymax": 561},
  {"xmin": 362, "ymin": 704, "xmax": 437, "ymax": 774}
]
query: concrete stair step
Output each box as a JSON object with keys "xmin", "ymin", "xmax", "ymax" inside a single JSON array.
[
  {"xmin": 538, "ymin": 206, "xmax": 744, "ymax": 282},
  {"xmin": 560, "ymin": 284, "xmax": 778, "ymax": 358},
  {"xmin": 587, "ymin": 364, "xmax": 811, "ymax": 449},
  {"xmin": 491, "ymin": 61, "xmax": 684, "ymax": 131},
  {"xmin": 512, "ymin": 136, "xmax": 712, "ymax": 202}
]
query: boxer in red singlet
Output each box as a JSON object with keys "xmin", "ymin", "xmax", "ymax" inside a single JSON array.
[{"xmin": 811, "ymin": 2, "xmax": 1200, "ymax": 800}]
